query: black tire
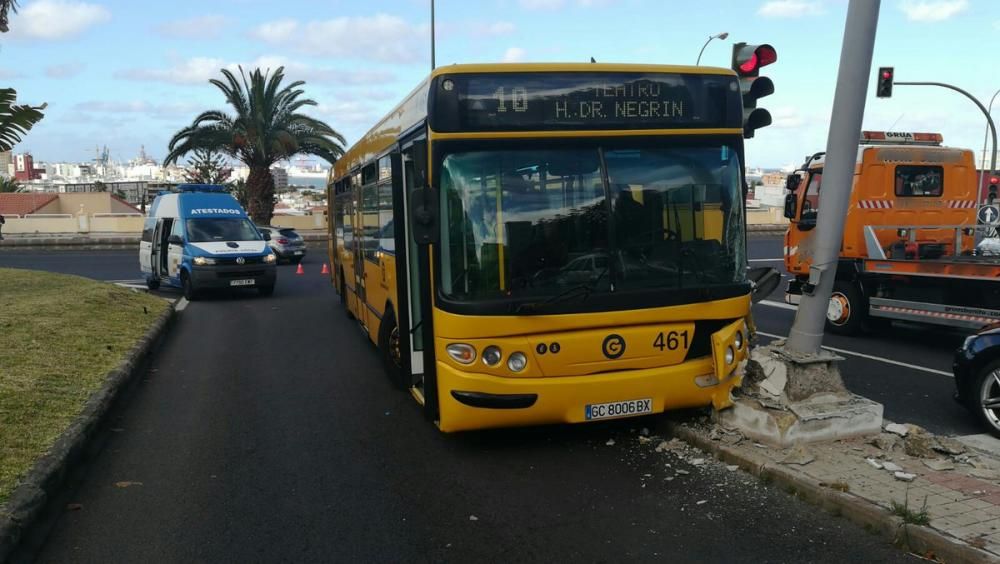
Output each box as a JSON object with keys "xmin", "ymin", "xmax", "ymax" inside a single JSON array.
[
  {"xmin": 146, "ymin": 277, "xmax": 160, "ymax": 291},
  {"xmin": 972, "ymin": 360, "xmax": 1000, "ymax": 439},
  {"xmin": 340, "ymin": 271, "xmax": 353, "ymax": 319},
  {"xmin": 258, "ymin": 284, "xmax": 275, "ymax": 297},
  {"xmin": 378, "ymin": 308, "xmax": 405, "ymax": 389},
  {"xmin": 825, "ymin": 280, "xmax": 866, "ymax": 336},
  {"xmin": 181, "ymin": 271, "xmax": 198, "ymax": 301}
]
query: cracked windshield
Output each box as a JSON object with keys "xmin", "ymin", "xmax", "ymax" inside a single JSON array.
[{"xmin": 441, "ymin": 145, "xmax": 745, "ymax": 304}]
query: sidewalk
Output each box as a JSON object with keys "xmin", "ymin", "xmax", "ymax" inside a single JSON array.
[{"xmin": 671, "ymin": 418, "xmax": 1000, "ymax": 562}]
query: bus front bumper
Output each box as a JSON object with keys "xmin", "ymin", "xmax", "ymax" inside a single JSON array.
[{"xmin": 435, "ymin": 357, "xmax": 744, "ymax": 432}]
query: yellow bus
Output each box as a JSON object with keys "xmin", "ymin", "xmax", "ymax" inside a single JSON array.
[{"xmin": 328, "ymin": 63, "xmax": 766, "ymax": 432}]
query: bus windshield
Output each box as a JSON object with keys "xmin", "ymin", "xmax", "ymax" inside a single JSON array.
[{"xmin": 439, "ymin": 142, "xmax": 745, "ymax": 308}]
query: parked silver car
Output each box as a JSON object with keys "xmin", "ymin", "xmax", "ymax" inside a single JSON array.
[{"xmin": 257, "ymin": 225, "xmax": 307, "ymax": 263}]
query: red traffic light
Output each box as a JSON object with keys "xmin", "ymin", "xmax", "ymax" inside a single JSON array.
[
  {"xmin": 733, "ymin": 43, "xmax": 776, "ymax": 76},
  {"xmin": 881, "ymin": 70, "xmax": 892, "ymax": 79},
  {"xmin": 991, "ymin": 176, "xmax": 1000, "ymax": 184}
]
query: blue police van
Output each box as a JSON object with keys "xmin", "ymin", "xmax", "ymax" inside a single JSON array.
[{"xmin": 139, "ymin": 184, "xmax": 277, "ymax": 299}]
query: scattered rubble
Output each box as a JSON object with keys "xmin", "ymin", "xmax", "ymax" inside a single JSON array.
[
  {"xmin": 606, "ymin": 439, "xmax": 615, "ymax": 446},
  {"xmin": 726, "ymin": 465, "xmax": 739, "ymax": 472},
  {"xmin": 881, "ymin": 461, "xmax": 903, "ymax": 473},
  {"xmin": 922, "ymin": 459, "xmax": 955, "ymax": 471},
  {"xmin": 779, "ymin": 446, "xmax": 816, "ymax": 466},
  {"xmin": 884, "ymin": 423, "xmax": 909, "ymax": 437},
  {"xmin": 469, "ymin": 515, "xmax": 479, "ymax": 521},
  {"xmin": 903, "ymin": 428, "xmax": 939, "ymax": 458},
  {"xmin": 933, "ymin": 437, "xmax": 967, "ymax": 456},
  {"xmin": 868, "ymin": 433, "xmax": 900, "ymax": 451},
  {"xmin": 865, "ymin": 458, "xmax": 883, "ymax": 470},
  {"xmin": 893, "ymin": 471, "xmax": 916, "ymax": 482}
]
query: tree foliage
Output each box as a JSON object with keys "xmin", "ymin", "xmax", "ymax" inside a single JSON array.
[
  {"xmin": 183, "ymin": 148, "xmax": 232, "ymax": 184},
  {"xmin": 227, "ymin": 178, "xmax": 250, "ymax": 209},
  {"xmin": 0, "ymin": 0, "xmax": 18, "ymax": 33},
  {"xmin": 0, "ymin": 176, "xmax": 21, "ymax": 193},
  {"xmin": 0, "ymin": 89, "xmax": 46, "ymax": 152},
  {"xmin": 164, "ymin": 66, "xmax": 344, "ymax": 224}
]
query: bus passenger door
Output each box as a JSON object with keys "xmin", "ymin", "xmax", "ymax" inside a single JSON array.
[{"xmin": 400, "ymin": 146, "xmax": 425, "ymax": 385}]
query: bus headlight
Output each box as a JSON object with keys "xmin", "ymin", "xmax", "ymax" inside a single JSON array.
[
  {"xmin": 193, "ymin": 256, "xmax": 216, "ymax": 266},
  {"xmin": 507, "ymin": 352, "xmax": 527, "ymax": 372},
  {"xmin": 264, "ymin": 253, "xmax": 277, "ymax": 264},
  {"xmin": 446, "ymin": 343, "xmax": 477, "ymax": 364},
  {"xmin": 482, "ymin": 346, "xmax": 503, "ymax": 366},
  {"xmin": 734, "ymin": 331, "xmax": 744, "ymax": 350},
  {"xmin": 724, "ymin": 346, "xmax": 735, "ymax": 365}
]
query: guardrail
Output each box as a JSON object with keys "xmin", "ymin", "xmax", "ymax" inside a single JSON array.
[{"xmin": 93, "ymin": 212, "xmax": 143, "ymax": 218}]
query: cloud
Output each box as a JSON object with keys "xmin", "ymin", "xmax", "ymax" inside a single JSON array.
[
  {"xmin": 502, "ymin": 47, "xmax": 527, "ymax": 63},
  {"xmin": 770, "ymin": 107, "xmax": 805, "ymax": 129},
  {"xmin": 757, "ymin": 0, "xmax": 824, "ymax": 17},
  {"xmin": 249, "ymin": 14, "xmax": 427, "ymax": 63},
  {"xmin": 9, "ymin": 0, "xmax": 110, "ymax": 40},
  {"xmin": 0, "ymin": 69, "xmax": 25, "ymax": 79},
  {"xmin": 45, "ymin": 62, "xmax": 84, "ymax": 79},
  {"xmin": 518, "ymin": 0, "xmax": 614, "ymax": 8},
  {"xmin": 73, "ymin": 100, "xmax": 204, "ymax": 118},
  {"xmin": 899, "ymin": 0, "xmax": 967, "ymax": 22},
  {"xmin": 116, "ymin": 56, "xmax": 394, "ymax": 87},
  {"xmin": 476, "ymin": 21, "xmax": 515, "ymax": 36},
  {"xmin": 155, "ymin": 14, "xmax": 228, "ymax": 39},
  {"xmin": 115, "ymin": 57, "xmax": 226, "ymax": 85}
]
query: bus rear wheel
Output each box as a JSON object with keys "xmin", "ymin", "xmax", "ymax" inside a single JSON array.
[
  {"xmin": 339, "ymin": 271, "xmax": 353, "ymax": 319},
  {"xmin": 826, "ymin": 281, "xmax": 865, "ymax": 335}
]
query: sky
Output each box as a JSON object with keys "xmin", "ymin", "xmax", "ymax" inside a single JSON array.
[{"xmin": 1, "ymin": 0, "xmax": 998, "ymax": 169}]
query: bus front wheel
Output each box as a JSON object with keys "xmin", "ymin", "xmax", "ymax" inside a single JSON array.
[{"xmin": 378, "ymin": 308, "xmax": 405, "ymax": 389}]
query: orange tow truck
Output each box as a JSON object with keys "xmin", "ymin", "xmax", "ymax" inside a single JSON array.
[{"xmin": 783, "ymin": 131, "xmax": 1000, "ymax": 334}]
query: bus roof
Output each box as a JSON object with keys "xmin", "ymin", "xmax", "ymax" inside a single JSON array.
[{"xmin": 331, "ymin": 62, "xmax": 739, "ymax": 181}]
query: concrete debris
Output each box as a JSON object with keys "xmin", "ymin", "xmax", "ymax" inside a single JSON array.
[
  {"xmin": 606, "ymin": 439, "xmax": 616, "ymax": 446},
  {"xmin": 720, "ymin": 433, "xmax": 744, "ymax": 446},
  {"xmin": 676, "ymin": 469, "xmax": 690, "ymax": 475},
  {"xmin": 903, "ymin": 430, "xmax": 940, "ymax": 459},
  {"xmin": 696, "ymin": 500, "xmax": 707, "ymax": 505},
  {"xmin": 893, "ymin": 471, "xmax": 917, "ymax": 482},
  {"xmin": 757, "ymin": 397, "xmax": 788, "ymax": 411},
  {"xmin": 726, "ymin": 465, "xmax": 739, "ymax": 472},
  {"xmin": 865, "ymin": 458, "xmax": 884, "ymax": 470},
  {"xmin": 868, "ymin": 433, "xmax": 900, "ymax": 452},
  {"xmin": 881, "ymin": 461, "xmax": 903, "ymax": 473},
  {"xmin": 640, "ymin": 427, "xmax": 650, "ymax": 437},
  {"xmin": 779, "ymin": 446, "xmax": 816, "ymax": 466},
  {"xmin": 922, "ymin": 459, "xmax": 956, "ymax": 471},
  {"xmin": 690, "ymin": 458, "xmax": 706, "ymax": 466},
  {"xmin": 970, "ymin": 458, "xmax": 993, "ymax": 470},
  {"xmin": 709, "ymin": 429, "xmax": 721, "ymax": 441},
  {"xmin": 655, "ymin": 441, "xmax": 670, "ymax": 452},
  {"xmin": 665, "ymin": 477, "xmax": 675, "ymax": 481},
  {"xmin": 638, "ymin": 436, "xmax": 652, "ymax": 444},
  {"xmin": 469, "ymin": 515, "xmax": 479, "ymax": 521},
  {"xmin": 933, "ymin": 437, "xmax": 967, "ymax": 456},
  {"xmin": 884, "ymin": 423, "xmax": 909, "ymax": 437},
  {"xmin": 969, "ymin": 468, "xmax": 1000, "ymax": 480}
]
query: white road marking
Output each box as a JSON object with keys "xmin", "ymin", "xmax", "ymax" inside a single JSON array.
[
  {"xmin": 114, "ymin": 283, "xmax": 149, "ymax": 290},
  {"xmin": 176, "ymin": 297, "xmax": 189, "ymax": 312},
  {"xmin": 759, "ymin": 299, "xmax": 797, "ymax": 311},
  {"xmin": 755, "ymin": 331, "xmax": 953, "ymax": 378},
  {"xmin": 106, "ymin": 279, "xmax": 146, "ymax": 283},
  {"xmin": 749, "ymin": 258, "xmax": 784, "ymax": 262}
]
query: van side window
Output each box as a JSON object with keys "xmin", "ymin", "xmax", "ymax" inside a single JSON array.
[
  {"xmin": 141, "ymin": 217, "xmax": 155, "ymax": 242},
  {"xmin": 170, "ymin": 219, "xmax": 184, "ymax": 240},
  {"xmin": 895, "ymin": 165, "xmax": 943, "ymax": 197}
]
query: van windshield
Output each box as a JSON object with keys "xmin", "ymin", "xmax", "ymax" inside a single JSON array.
[{"xmin": 186, "ymin": 218, "xmax": 262, "ymax": 242}]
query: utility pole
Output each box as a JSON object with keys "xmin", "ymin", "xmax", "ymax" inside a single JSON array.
[
  {"xmin": 786, "ymin": 0, "xmax": 881, "ymax": 355},
  {"xmin": 430, "ymin": 0, "xmax": 436, "ymax": 71}
]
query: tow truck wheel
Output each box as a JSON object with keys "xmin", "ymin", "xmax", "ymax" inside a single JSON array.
[
  {"xmin": 826, "ymin": 281, "xmax": 864, "ymax": 335},
  {"xmin": 974, "ymin": 361, "xmax": 1000, "ymax": 439}
]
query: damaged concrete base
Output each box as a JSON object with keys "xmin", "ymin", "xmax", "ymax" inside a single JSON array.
[
  {"xmin": 719, "ymin": 394, "xmax": 885, "ymax": 448},
  {"xmin": 719, "ymin": 342, "xmax": 884, "ymax": 447}
]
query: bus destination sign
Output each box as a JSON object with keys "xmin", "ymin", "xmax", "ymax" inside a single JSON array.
[{"xmin": 430, "ymin": 72, "xmax": 741, "ymax": 132}]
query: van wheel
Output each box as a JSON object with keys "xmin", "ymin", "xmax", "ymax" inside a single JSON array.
[
  {"xmin": 378, "ymin": 309, "xmax": 405, "ymax": 389},
  {"xmin": 181, "ymin": 271, "xmax": 199, "ymax": 301},
  {"xmin": 826, "ymin": 281, "xmax": 865, "ymax": 335},
  {"xmin": 146, "ymin": 277, "xmax": 160, "ymax": 291}
]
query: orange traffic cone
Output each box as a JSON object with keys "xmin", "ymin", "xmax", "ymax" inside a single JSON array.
[
  {"xmin": 295, "ymin": 263, "xmax": 304, "ymax": 275},
  {"xmin": 321, "ymin": 263, "xmax": 330, "ymax": 275}
]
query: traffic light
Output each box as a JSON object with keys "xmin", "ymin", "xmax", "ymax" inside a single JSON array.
[
  {"xmin": 988, "ymin": 174, "xmax": 999, "ymax": 204},
  {"xmin": 731, "ymin": 42, "xmax": 777, "ymax": 139},
  {"xmin": 876, "ymin": 67, "xmax": 894, "ymax": 98}
]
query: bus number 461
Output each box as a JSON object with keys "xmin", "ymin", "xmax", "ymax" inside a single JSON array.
[{"xmin": 653, "ymin": 330, "xmax": 689, "ymax": 351}]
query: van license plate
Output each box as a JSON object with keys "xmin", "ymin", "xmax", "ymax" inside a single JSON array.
[
  {"xmin": 230, "ymin": 279, "xmax": 256, "ymax": 287},
  {"xmin": 585, "ymin": 398, "xmax": 653, "ymax": 421},
  {"xmin": 294, "ymin": 251, "xmax": 304, "ymax": 255}
]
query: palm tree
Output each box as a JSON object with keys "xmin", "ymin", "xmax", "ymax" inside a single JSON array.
[
  {"xmin": 0, "ymin": 176, "xmax": 21, "ymax": 193},
  {"xmin": 165, "ymin": 66, "xmax": 345, "ymax": 224},
  {"xmin": 183, "ymin": 147, "xmax": 232, "ymax": 184},
  {"xmin": 0, "ymin": 0, "xmax": 18, "ymax": 33},
  {"xmin": 0, "ymin": 88, "xmax": 46, "ymax": 152}
]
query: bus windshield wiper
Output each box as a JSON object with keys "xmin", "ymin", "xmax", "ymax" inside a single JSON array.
[{"xmin": 514, "ymin": 268, "xmax": 607, "ymax": 314}]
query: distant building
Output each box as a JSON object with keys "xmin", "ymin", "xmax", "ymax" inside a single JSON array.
[
  {"xmin": 271, "ymin": 167, "xmax": 288, "ymax": 191},
  {"xmin": 762, "ymin": 172, "xmax": 787, "ymax": 186},
  {"xmin": 14, "ymin": 153, "xmax": 44, "ymax": 181},
  {"xmin": 0, "ymin": 151, "xmax": 11, "ymax": 178}
]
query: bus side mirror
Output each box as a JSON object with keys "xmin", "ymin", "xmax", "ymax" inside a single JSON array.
[
  {"xmin": 785, "ymin": 173, "xmax": 801, "ymax": 192},
  {"xmin": 748, "ymin": 266, "xmax": 781, "ymax": 303},
  {"xmin": 783, "ymin": 193, "xmax": 798, "ymax": 219},
  {"xmin": 410, "ymin": 186, "xmax": 438, "ymax": 245}
]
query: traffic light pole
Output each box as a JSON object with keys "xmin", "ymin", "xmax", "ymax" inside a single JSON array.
[
  {"xmin": 785, "ymin": 0, "xmax": 881, "ymax": 355},
  {"xmin": 893, "ymin": 81, "xmax": 998, "ymax": 177}
]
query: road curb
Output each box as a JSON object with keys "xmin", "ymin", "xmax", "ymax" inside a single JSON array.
[
  {"xmin": 669, "ymin": 423, "xmax": 996, "ymax": 564},
  {"xmin": 0, "ymin": 303, "xmax": 176, "ymax": 563}
]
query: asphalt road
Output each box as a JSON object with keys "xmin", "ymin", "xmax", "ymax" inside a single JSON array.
[{"xmin": 5, "ymin": 249, "xmax": 919, "ymax": 562}]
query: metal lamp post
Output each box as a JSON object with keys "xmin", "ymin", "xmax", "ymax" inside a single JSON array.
[
  {"xmin": 696, "ymin": 32, "xmax": 729, "ymax": 66},
  {"xmin": 981, "ymin": 88, "xmax": 1000, "ymax": 193}
]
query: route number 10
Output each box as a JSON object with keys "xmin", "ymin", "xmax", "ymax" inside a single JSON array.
[{"xmin": 493, "ymin": 87, "xmax": 528, "ymax": 113}]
